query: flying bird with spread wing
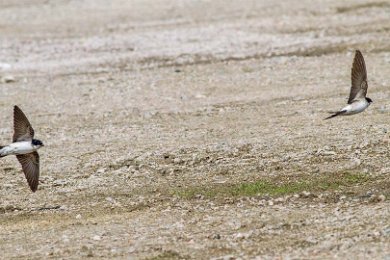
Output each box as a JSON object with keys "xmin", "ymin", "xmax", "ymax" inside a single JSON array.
[
  {"xmin": 325, "ymin": 50, "xmax": 373, "ymax": 120},
  {"xmin": 0, "ymin": 106, "xmax": 44, "ymax": 192}
]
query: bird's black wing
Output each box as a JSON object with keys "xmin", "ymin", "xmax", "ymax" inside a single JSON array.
[
  {"xmin": 13, "ymin": 105, "xmax": 35, "ymax": 142},
  {"xmin": 16, "ymin": 151, "xmax": 39, "ymax": 192},
  {"xmin": 348, "ymin": 50, "xmax": 368, "ymax": 104}
]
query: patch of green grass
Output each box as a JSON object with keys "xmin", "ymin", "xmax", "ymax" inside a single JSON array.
[
  {"xmin": 174, "ymin": 172, "xmax": 371, "ymax": 199},
  {"xmin": 231, "ymin": 181, "xmax": 308, "ymax": 197}
]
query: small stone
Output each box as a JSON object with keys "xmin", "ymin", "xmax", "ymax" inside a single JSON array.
[
  {"xmin": 106, "ymin": 197, "xmax": 115, "ymax": 203},
  {"xmin": 322, "ymin": 151, "xmax": 336, "ymax": 156},
  {"xmin": 59, "ymin": 205, "xmax": 68, "ymax": 210},
  {"xmin": 382, "ymin": 227, "xmax": 390, "ymax": 236},
  {"xmin": 5, "ymin": 205, "xmax": 14, "ymax": 211},
  {"xmin": 213, "ymin": 234, "xmax": 221, "ymax": 239},
  {"xmin": 62, "ymin": 235, "xmax": 70, "ymax": 243},
  {"xmin": 53, "ymin": 179, "xmax": 68, "ymax": 187},
  {"xmin": 195, "ymin": 94, "xmax": 206, "ymax": 99},
  {"xmin": 351, "ymin": 158, "xmax": 361, "ymax": 167},
  {"xmin": 300, "ymin": 191, "xmax": 312, "ymax": 198},
  {"xmin": 1, "ymin": 75, "xmax": 15, "ymax": 83},
  {"xmin": 173, "ymin": 158, "xmax": 182, "ymax": 164},
  {"xmin": 92, "ymin": 235, "xmax": 101, "ymax": 241},
  {"xmin": 97, "ymin": 168, "xmax": 105, "ymax": 174},
  {"xmin": 234, "ymin": 231, "xmax": 253, "ymax": 240},
  {"xmin": 378, "ymin": 194, "xmax": 386, "ymax": 202},
  {"xmin": 369, "ymin": 194, "xmax": 386, "ymax": 203},
  {"xmin": 76, "ymin": 214, "xmax": 82, "ymax": 219},
  {"xmin": 97, "ymin": 77, "xmax": 106, "ymax": 83},
  {"xmin": 274, "ymin": 197, "xmax": 285, "ymax": 204}
]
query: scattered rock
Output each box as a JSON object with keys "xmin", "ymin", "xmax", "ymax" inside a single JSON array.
[
  {"xmin": 105, "ymin": 197, "xmax": 119, "ymax": 205},
  {"xmin": 53, "ymin": 179, "xmax": 68, "ymax": 187},
  {"xmin": 1, "ymin": 75, "xmax": 15, "ymax": 83},
  {"xmin": 234, "ymin": 231, "xmax": 253, "ymax": 240},
  {"xmin": 300, "ymin": 191, "xmax": 314, "ymax": 198},
  {"xmin": 316, "ymin": 147, "xmax": 336, "ymax": 156},
  {"xmin": 59, "ymin": 205, "xmax": 68, "ymax": 210},
  {"xmin": 92, "ymin": 235, "xmax": 101, "ymax": 241},
  {"xmin": 369, "ymin": 194, "xmax": 386, "ymax": 203},
  {"xmin": 173, "ymin": 158, "xmax": 182, "ymax": 164},
  {"xmin": 97, "ymin": 168, "xmax": 106, "ymax": 174},
  {"xmin": 212, "ymin": 234, "xmax": 221, "ymax": 239}
]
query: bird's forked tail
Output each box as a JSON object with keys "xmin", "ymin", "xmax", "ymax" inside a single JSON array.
[{"xmin": 324, "ymin": 110, "xmax": 346, "ymax": 120}]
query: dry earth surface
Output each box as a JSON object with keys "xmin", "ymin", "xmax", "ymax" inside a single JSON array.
[{"xmin": 0, "ymin": 0, "xmax": 390, "ymax": 259}]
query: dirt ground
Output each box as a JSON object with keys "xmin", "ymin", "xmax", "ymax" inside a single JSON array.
[{"xmin": 0, "ymin": 0, "xmax": 390, "ymax": 259}]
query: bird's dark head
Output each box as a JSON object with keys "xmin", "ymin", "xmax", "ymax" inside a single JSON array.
[
  {"xmin": 366, "ymin": 97, "xmax": 373, "ymax": 104},
  {"xmin": 32, "ymin": 139, "xmax": 44, "ymax": 148}
]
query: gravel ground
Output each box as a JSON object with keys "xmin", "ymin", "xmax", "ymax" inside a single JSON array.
[{"xmin": 0, "ymin": 0, "xmax": 390, "ymax": 259}]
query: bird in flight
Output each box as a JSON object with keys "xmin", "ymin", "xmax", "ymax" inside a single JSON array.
[
  {"xmin": 325, "ymin": 50, "xmax": 373, "ymax": 119},
  {"xmin": 0, "ymin": 106, "xmax": 44, "ymax": 192}
]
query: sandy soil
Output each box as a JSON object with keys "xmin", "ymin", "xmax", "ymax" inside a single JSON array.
[{"xmin": 0, "ymin": 0, "xmax": 390, "ymax": 259}]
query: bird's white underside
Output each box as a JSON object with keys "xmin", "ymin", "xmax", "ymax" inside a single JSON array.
[
  {"xmin": 0, "ymin": 141, "xmax": 39, "ymax": 156},
  {"xmin": 340, "ymin": 99, "xmax": 370, "ymax": 115}
]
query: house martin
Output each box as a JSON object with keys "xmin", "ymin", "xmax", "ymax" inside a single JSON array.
[
  {"xmin": 0, "ymin": 106, "xmax": 44, "ymax": 192},
  {"xmin": 325, "ymin": 50, "xmax": 373, "ymax": 119}
]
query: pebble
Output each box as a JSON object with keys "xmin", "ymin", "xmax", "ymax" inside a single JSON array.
[
  {"xmin": 173, "ymin": 158, "xmax": 182, "ymax": 164},
  {"xmin": 382, "ymin": 227, "xmax": 390, "ymax": 236},
  {"xmin": 369, "ymin": 194, "xmax": 386, "ymax": 203},
  {"xmin": 106, "ymin": 197, "xmax": 115, "ymax": 203},
  {"xmin": 350, "ymin": 158, "xmax": 361, "ymax": 167},
  {"xmin": 5, "ymin": 205, "xmax": 15, "ymax": 210},
  {"xmin": 213, "ymin": 234, "xmax": 221, "ymax": 239},
  {"xmin": 300, "ymin": 191, "xmax": 312, "ymax": 198},
  {"xmin": 92, "ymin": 235, "xmax": 101, "ymax": 241},
  {"xmin": 316, "ymin": 148, "xmax": 336, "ymax": 156},
  {"xmin": 378, "ymin": 194, "xmax": 386, "ymax": 202},
  {"xmin": 1, "ymin": 75, "xmax": 15, "ymax": 83},
  {"xmin": 97, "ymin": 168, "xmax": 106, "ymax": 174},
  {"xmin": 53, "ymin": 179, "xmax": 68, "ymax": 186},
  {"xmin": 234, "ymin": 231, "xmax": 253, "ymax": 240}
]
